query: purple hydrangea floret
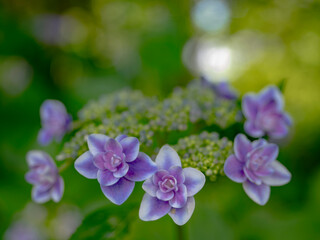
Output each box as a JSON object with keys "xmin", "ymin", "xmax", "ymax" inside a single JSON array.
[
  {"xmin": 5, "ymin": 221, "xmax": 43, "ymax": 240},
  {"xmin": 224, "ymin": 134, "xmax": 291, "ymax": 205},
  {"xmin": 201, "ymin": 76, "xmax": 238, "ymax": 100},
  {"xmin": 25, "ymin": 151, "xmax": 64, "ymax": 203},
  {"xmin": 242, "ymin": 86, "xmax": 292, "ymax": 139},
  {"xmin": 74, "ymin": 134, "xmax": 157, "ymax": 205},
  {"xmin": 139, "ymin": 145, "xmax": 206, "ymax": 225},
  {"xmin": 38, "ymin": 100, "xmax": 72, "ymax": 146}
]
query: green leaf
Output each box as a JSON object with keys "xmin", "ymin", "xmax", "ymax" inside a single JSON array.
[
  {"xmin": 278, "ymin": 78, "xmax": 287, "ymax": 93},
  {"xmin": 70, "ymin": 204, "xmax": 138, "ymax": 240}
]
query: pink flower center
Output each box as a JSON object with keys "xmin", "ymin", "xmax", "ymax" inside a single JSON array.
[
  {"xmin": 159, "ymin": 175, "xmax": 177, "ymax": 193},
  {"xmin": 102, "ymin": 151, "xmax": 124, "ymax": 172},
  {"xmin": 246, "ymin": 149, "xmax": 268, "ymax": 172},
  {"xmin": 34, "ymin": 164, "xmax": 56, "ymax": 184},
  {"xmin": 257, "ymin": 112, "xmax": 279, "ymax": 132},
  {"xmin": 250, "ymin": 156, "xmax": 266, "ymax": 171},
  {"xmin": 111, "ymin": 154, "xmax": 122, "ymax": 168}
]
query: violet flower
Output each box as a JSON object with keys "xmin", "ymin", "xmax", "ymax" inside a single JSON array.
[
  {"xmin": 74, "ymin": 134, "xmax": 157, "ymax": 205},
  {"xmin": 139, "ymin": 145, "xmax": 205, "ymax": 225},
  {"xmin": 4, "ymin": 221, "xmax": 44, "ymax": 240},
  {"xmin": 242, "ymin": 86, "xmax": 292, "ymax": 139},
  {"xmin": 38, "ymin": 100, "xmax": 72, "ymax": 146},
  {"xmin": 224, "ymin": 134, "xmax": 291, "ymax": 205},
  {"xmin": 25, "ymin": 151, "xmax": 64, "ymax": 203},
  {"xmin": 201, "ymin": 76, "xmax": 238, "ymax": 100}
]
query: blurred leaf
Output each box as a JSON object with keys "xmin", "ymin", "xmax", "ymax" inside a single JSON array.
[
  {"xmin": 70, "ymin": 204, "xmax": 138, "ymax": 240},
  {"xmin": 187, "ymin": 201, "xmax": 233, "ymax": 240},
  {"xmin": 277, "ymin": 79, "xmax": 287, "ymax": 93},
  {"xmin": 124, "ymin": 216, "xmax": 176, "ymax": 240}
]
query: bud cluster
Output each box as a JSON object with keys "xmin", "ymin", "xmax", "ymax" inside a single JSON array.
[
  {"xmin": 58, "ymin": 82, "xmax": 240, "ymax": 172},
  {"xmin": 174, "ymin": 131, "xmax": 233, "ymax": 181}
]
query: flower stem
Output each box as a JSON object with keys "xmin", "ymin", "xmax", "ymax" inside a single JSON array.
[
  {"xmin": 176, "ymin": 225, "xmax": 185, "ymax": 240},
  {"xmin": 58, "ymin": 158, "xmax": 73, "ymax": 172}
]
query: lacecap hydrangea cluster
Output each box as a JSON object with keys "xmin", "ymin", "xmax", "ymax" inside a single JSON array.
[
  {"xmin": 25, "ymin": 77, "xmax": 292, "ymax": 226},
  {"xmin": 58, "ymin": 81, "xmax": 240, "ymax": 161}
]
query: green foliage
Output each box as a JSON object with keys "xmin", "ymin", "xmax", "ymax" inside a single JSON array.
[{"xmin": 70, "ymin": 204, "xmax": 138, "ymax": 240}]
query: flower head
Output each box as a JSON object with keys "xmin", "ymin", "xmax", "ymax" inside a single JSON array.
[
  {"xmin": 224, "ymin": 134, "xmax": 291, "ymax": 205},
  {"xmin": 5, "ymin": 221, "xmax": 43, "ymax": 240},
  {"xmin": 38, "ymin": 100, "xmax": 72, "ymax": 146},
  {"xmin": 139, "ymin": 145, "xmax": 205, "ymax": 225},
  {"xmin": 25, "ymin": 151, "xmax": 64, "ymax": 203},
  {"xmin": 74, "ymin": 134, "xmax": 157, "ymax": 205},
  {"xmin": 242, "ymin": 86, "xmax": 292, "ymax": 139},
  {"xmin": 201, "ymin": 76, "xmax": 238, "ymax": 100}
]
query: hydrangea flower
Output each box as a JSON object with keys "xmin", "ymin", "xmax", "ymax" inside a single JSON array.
[
  {"xmin": 4, "ymin": 221, "xmax": 43, "ymax": 240},
  {"xmin": 224, "ymin": 134, "xmax": 291, "ymax": 205},
  {"xmin": 201, "ymin": 76, "xmax": 238, "ymax": 100},
  {"xmin": 74, "ymin": 134, "xmax": 157, "ymax": 205},
  {"xmin": 38, "ymin": 100, "xmax": 72, "ymax": 146},
  {"xmin": 242, "ymin": 86, "xmax": 292, "ymax": 139},
  {"xmin": 139, "ymin": 145, "xmax": 206, "ymax": 225},
  {"xmin": 25, "ymin": 151, "xmax": 64, "ymax": 203}
]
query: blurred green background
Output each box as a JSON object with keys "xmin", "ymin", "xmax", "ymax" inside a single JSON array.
[{"xmin": 1, "ymin": 0, "xmax": 320, "ymax": 239}]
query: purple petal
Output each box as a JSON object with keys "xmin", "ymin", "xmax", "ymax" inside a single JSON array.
[
  {"xmin": 125, "ymin": 152, "xmax": 157, "ymax": 182},
  {"xmin": 183, "ymin": 168, "xmax": 206, "ymax": 197},
  {"xmin": 168, "ymin": 166, "xmax": 185, "ymax": 184},
  {"xmin": 247, "ymin": 143, "xmax": 278, "ymax": 169},
  {"xmin": 113, "ymin": 163, "xmax": 129, "ymax": 178},
  {"xmin": 252, "ymin": 138, "xmax": 268, "ymax": 148},
  {"xmin": 261, "ymin": 144, "xmax": 279, "ymax": 163},
  {"xmin": 87, "ymin": 134, "xmax": 110, "ymax": 156},
  {"xmin": 40, "ymin": 99, "xmax": 67, "ymax": 120},
  {"xmin": 224, "ymin": 155, "xmax": 246, "ymax": 183},
  {"xmin": 259, "ymin": 86, "xmax": 283, "ymax": 112},
  {"xmin": 234, "ymin": 134, "xmax": 252, "ymax": 162},
  {"xmin": 142, "ymin": 178, "xmax": 157, "ymax": 197},
  {"xmin": 26, "ymin": 150, "xmax": 54, "ymax": 168},
  {"xmin": 255, "ymin": 166, "xmax": 274, "ymax": 177},
  {"xmin": 169, "ymin": 184, "xmax": 187, "ymax": 208},
  {"xmin": 283, "ymin": 113, "xmax": 293, "ymax": 126},
  {"xmin": 97, "ymin": 169, "xmax": 119, "ymax": 186},
  {"xmin": 100, "ymin": 178, "xmax": 135, "ymax": 205},
  {"xmin": 156, "ymin": 190, "xmax": 174, "ymax": 201},
  {"xmin": 120, "ymin": 137, "xmax": 140, "ymax": 162},
  {"xmin": 243, "ymin": 168, "xmax": 262, "ymax": 185},
  {"xmin": 51, "ymin": 176, "xmax": 64, "ymax": 202},
  {"xmin": 33, "ymin": 181, "xmax": 53, "ymax": 192},
  {"xmin": 153, "ymin": 170, "xmax": 169, "ymax": 185},
  {"xmin": 155, "ymin": 145, "xmax": 181, "ymax": 170},
  {"xmin": 116, "ymin": 134, "xmax": 127, "ymax": 142},
  {"xmin": 243, "ymin": 181, "xmax": 270, "ymax": 205},
  {"xmin": 261, "ymin": 160, "xmax": 291, "ymax": 186},
  {"xmin": 242, "ymin": 94, "xmax": 258, "ymax": 119},
  {"xmin": 32, "ymin": 186, "xmax": 51, "ymax": 203},
  {"xmin": 93, "ymin": 152, "xmax": 109, "ymax": 170},
  {"xmin": 25, "ymin": 171, "xmax": 40, "ymax": 184},
  {"xmin": 269, "ymin": 121, "xmax": 289, "ymax": 139},
  {"xmin": 37, "ymin": 129, "xmax": 53, "ymax": 146},
  {"xmin": 244, "ymin": 121, "xmax": 264, "ymax": 138},
  {"xmin": 139, "ymin": 194, "xmax": 171, "ymax": 221},
  {"xmin": 168, "ymin": 197, "xmax": 195, "ymax": 226},
  {"xmin": 74, "ymin": 151, "xmax": 98, "ymax": 179},
  {"xmin": 215, "ymin": 82, "xmax": 238, "ymax": 100},
  {"xmin": 104, "ymin": 138, "xmax": 123, "ymax": 156}
]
